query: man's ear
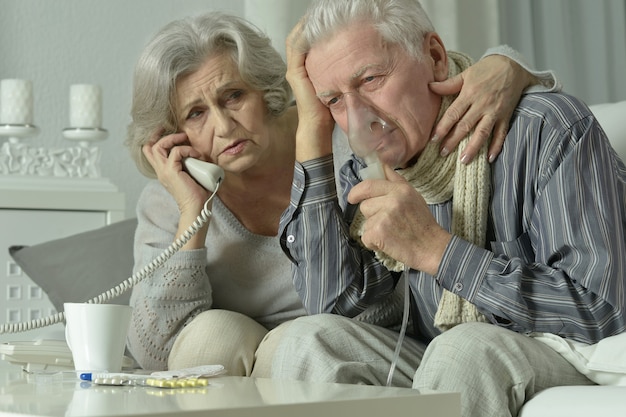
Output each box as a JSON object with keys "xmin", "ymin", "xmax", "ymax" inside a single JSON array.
[{"xmin": 425, "ymin": 32, "xmax": 448, "ymax": 81}]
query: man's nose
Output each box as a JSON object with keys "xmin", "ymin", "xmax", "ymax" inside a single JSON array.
[{"xmin": 345, "ymin": 93, "xmax": 388, "ymax": 137}]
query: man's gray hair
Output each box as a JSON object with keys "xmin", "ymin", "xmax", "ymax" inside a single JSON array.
[
  {"xmin": 126, "ymin": 12, "xmax": 292, "ymax": 178},
  {"xmin": 301, "ymin": 0, "xmax": 435, "ymax": 60}
]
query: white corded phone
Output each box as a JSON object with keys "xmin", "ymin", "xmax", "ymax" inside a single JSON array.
[
  {"xmin": 0, "ymin": 158, "xmax": 224, "ymax": 336},
  {"xmin": 181, "ymin": 158, "xmax": 224, "ymax": 193}
]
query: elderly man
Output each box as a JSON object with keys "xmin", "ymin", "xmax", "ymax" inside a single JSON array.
[{"xmin": 273, "ymin": 0, "xmax": 626, "ymax": 416}]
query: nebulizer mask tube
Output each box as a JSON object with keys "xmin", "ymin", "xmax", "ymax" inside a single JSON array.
[
  {"xmin": 345, "ymin": 93, "xmax": 398, "ymax": 180},
  {"xmin": 344, "ymin": 93, "xmax": 410, "ymax": 387}
]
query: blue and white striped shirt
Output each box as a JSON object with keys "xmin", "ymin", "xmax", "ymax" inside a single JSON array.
[{"xmin": 279, "ymin": 92, "xmax": 626, "ymax": 344}]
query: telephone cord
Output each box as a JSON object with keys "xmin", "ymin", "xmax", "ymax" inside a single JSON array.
[{"xmin": 0, "ymin": 182, "xmax": 220, "ymax": 334}]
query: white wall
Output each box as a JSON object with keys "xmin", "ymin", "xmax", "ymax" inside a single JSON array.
[{"xmin": 244, "ymin": 0, "xmax": 310, "ymax": 59}]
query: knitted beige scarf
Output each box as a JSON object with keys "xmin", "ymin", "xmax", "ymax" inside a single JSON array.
[{"xmin": 351, "ymin": 51, "xmax": 490, "ymax": 331}]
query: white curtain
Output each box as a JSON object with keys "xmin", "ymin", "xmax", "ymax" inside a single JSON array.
[
  {"xmin": 415, "ymin": 0, "xmax": 626, "ymax": 106},
  {"xmin": 498, "ymin": 0, "xmax": 626, "ymax": 105},
  {"xmin": 421, "ymin": 0, "xmax": 500, "ymax": 60}
]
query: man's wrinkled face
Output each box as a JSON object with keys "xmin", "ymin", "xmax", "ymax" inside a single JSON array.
[{"xmin": 305, "ymin": 23, "xmax": 444, "ymax": 168}]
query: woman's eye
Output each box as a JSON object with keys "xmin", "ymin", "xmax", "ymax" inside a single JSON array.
[
  {"xmin": 186, "ymin": 109, "xmax": 203, "ymax": 120},
  {"xmin": 226, "ymin": 90, "xmax": 244, "ymax": 102}
]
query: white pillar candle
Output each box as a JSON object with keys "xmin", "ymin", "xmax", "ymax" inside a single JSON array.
[
  {"xmin": 0, "ymin": 79, "xmax": 34, "ymax": 125},
  {"xmin": 69, "ymin": 84, "xmax": 102, "ymax": 128}
]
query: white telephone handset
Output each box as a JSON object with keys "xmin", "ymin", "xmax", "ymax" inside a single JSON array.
[
  {"xmin": 0, "ymin": 158, "xmax": 224, "ymax": 336},
  {"xmin": 183, "ymin": 158, "xmax": 224, "ymax": 191}
]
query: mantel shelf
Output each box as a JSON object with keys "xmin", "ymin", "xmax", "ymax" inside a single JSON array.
[{"xmin": 0, "ymin": 175, "xmax": 125, "ymax": 221}]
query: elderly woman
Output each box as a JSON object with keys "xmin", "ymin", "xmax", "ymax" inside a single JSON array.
[{"xmin": 124, "ymin": 11, "xmax": 558, "ymax": 375}]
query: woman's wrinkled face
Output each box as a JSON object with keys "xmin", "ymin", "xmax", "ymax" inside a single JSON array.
[
  {"xmin": 175, "ymin": 52, "xmax": 271, "ymax": 173},
  {"xmin": 305, "ymin": 23, "xmax": 444, "ymax": 168}
]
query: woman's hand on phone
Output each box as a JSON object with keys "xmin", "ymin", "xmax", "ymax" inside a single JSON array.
[{"xmin": 142, "ymin": 131, "xmax": 210, "ymax": 214}]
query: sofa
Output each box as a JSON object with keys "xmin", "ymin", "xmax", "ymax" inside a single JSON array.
[{"xmin": 5, "ymin": 100, "xmax": 626, "ymax": 415}]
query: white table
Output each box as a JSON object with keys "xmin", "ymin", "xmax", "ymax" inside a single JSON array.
[{"xmin": 0, "ymin": 369, "xmax": 460, "ymax": 417}]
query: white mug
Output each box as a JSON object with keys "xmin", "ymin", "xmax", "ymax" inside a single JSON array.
[{"xmin": 64, "ymin": 303, "xmax": 132, "ymax": 372}]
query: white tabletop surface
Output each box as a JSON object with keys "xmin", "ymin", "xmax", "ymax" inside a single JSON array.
[{"xmin": 0, "ymin": 368, "xmax": 460, "ymax": 417}]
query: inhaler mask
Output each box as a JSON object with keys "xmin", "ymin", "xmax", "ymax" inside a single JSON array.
[{"xmin": 345, "ymin": 93, "xmax": 400, "ymax": 180}]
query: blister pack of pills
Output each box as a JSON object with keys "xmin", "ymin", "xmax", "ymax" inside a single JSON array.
[{"xmin": 80, "ymin": 364, "xmax": 226, "ymax": 388}]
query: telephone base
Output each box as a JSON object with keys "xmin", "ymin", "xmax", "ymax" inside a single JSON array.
[{"xmin": 1, "ymin": 339, "xmax": 135, "ymax": 372}]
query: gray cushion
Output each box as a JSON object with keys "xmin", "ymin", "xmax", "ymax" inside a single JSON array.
[{"xmin": 9, "ymin": 218, "xmax": 137, "ymax": 312}]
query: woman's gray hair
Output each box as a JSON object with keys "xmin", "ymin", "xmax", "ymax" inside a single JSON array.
[
  {"xmin": 301, "ymin": 0, "xmax": 435, "ymax": 60},
  {"xmin": 126, "ymin": 12, "xmax": 292, "ymax": 178}
]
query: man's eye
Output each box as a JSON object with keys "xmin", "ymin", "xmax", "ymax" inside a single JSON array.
[
  {"xmin": 326, "ymin": 95, "xmax": 346, "ymax": 109},
  {"xmin": 327, "ymin": 97, "xmax": 339, "ymax": 106}
]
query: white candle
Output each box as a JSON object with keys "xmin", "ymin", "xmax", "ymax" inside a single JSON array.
[
  {"xmin": 0, "ymin": 79, "xmax": 34, "ymax": 125},
  {"xmin": 69, "ymin": 84, "xmax": 102, "ymax": 128}
]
